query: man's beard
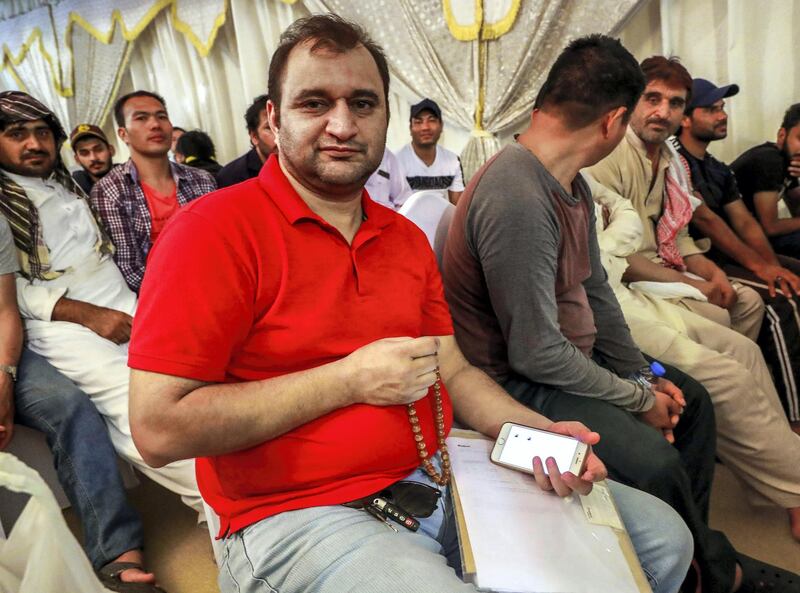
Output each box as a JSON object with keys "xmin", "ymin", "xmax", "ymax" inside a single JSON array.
[
  {"xmin": 279, "ymin": 135, "xmax": 384, "ymax": 193},
  {"xmin": 89, "ymin": 162, "xmax": 112, "ymax": 179},
  {"xmin": 4, "ymin": 151, "xmax": 56, "ymax": 178},
  {"xmin": 693, "ymin": 124, "xmax": 727, "ymax": 143}
]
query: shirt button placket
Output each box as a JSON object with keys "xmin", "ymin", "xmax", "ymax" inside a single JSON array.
[{"xmin": 351, "ymin": 248, "xmax": 362, "ymax": 294}]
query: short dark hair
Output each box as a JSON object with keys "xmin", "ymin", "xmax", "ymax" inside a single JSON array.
[
  {"xmin": 175, "ymin": 130, "xmax": 216, "ymax": 161},
  {"xmin": 114, "ymin": 90, "xmax": 167, "ymax": 127},
  {"xmin": 267, "ymin": 14, "xmax": 390, "ymax": 116},
  {"xmin": 533, "ymin": 35, "xmax": 645, "ymax": 129},
  {"xmin": 245, "ymin": 94, "xmax": 269, "ymax": 132},
  {"xmin": 640, "ymin": 56, "xmax": 693, "ymax": 105},
  {"xmin": 172, "ymin": 126, "xmax": 186, "ymax": 134},
  {"xmin": 781, "ymin": 103, "xmax": 800, "ymax": 131}
]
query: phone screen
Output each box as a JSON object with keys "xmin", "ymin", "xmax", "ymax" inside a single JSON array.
[{"xmin": 498, "ymin": 425, "xmax": 580, "ymax": 473}]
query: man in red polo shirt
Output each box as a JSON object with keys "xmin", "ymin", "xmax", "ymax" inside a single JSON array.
[{"xmin": 128, "ymin": 15, "xmax": 691, "ymax": 593}]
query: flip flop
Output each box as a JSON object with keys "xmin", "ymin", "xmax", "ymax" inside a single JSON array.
[
  {"xmin": 96, "ymin": 561, "xmax": 168, "ymax": 593},
  {"xmin": 737, "ymin": 553, "xmax": 800, "ymax": 593}
]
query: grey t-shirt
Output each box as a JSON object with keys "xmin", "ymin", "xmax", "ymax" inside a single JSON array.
[
  {"xmin": 0, "ymin": 217, "xmax": 19, "ymax": 275},
  {"xmin": 443, "ymin": 143, "xmax": 652, "ymax": 412}
]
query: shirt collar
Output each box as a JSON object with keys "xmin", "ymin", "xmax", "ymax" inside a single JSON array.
[
  {"xmin": 122, "ymin": 158, "xmax": 185, "ymax": 186},
  {"xmin": 673, "ymin": 137, "xmax": 709, "ymax": 165},
  {"xmin": 3, "ymin": 169, "xmax": 61, "ymax": 191},
  {"xmin": 625, "ymin": 126, "xmax": 670, "ymax": 171},
  {"xmin": 259, "ymin": 154, "xmax": 394, "ymax": 231}
]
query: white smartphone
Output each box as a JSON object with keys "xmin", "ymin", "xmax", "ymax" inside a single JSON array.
[{"xmin": 490, "ymin": 422, "xmax": 589, "ymax": 477}]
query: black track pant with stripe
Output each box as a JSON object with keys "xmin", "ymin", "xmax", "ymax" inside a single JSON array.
[{"xmin": 723, "ymin": 257, "xmax": 800, "ymax": 422}]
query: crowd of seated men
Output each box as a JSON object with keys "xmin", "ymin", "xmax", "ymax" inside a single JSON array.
[{"xmin": 0, "ymin": 12, "xmax": 798, "ymax": 593}]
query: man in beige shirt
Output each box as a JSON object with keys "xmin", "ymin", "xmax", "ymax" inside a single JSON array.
[
  {"xmin": 588, "ymin": 57, "xmax": 764, "ymax": 342},
  {"xmin": 589, "ymin": 57, "xmax": 800, "ymax": 541},
  {"xmin": 591, "ymin": 178, "xmax": 800, "ymax": 541}
]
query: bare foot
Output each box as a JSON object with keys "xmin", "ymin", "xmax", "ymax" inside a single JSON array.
[
  {"xmin": 789, "ymin": 507, "xmax": 800, "ymax": 542},
  {"xmin": 114, "ymin": 549, "xmax": 156, "ymax": 584}
]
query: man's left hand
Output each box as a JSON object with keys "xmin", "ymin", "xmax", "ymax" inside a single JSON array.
[
  {"xmin": 756, "ymin": 264, "xmax": 800, "ymax": 298},
  {"xmin": 531, "ymin": 421, "xmax": 607, "ymax": 497},
  {"xmin": 711, "ymin": 274, "xmax": 738, "ymax": 309},
  {"xmin": 653, "ymin": 376, "xmax": 685, "ymax": 427}
]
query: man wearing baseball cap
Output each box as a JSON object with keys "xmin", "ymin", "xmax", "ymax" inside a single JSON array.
[
  {"xmin": 675, "ymin": 79, "xmax": 800, "ymax": 457},
  {"xmin": 70, "ymin": 123, "xmax": 117, "ymax": 195},
  {"xmin": 396, "ymin": 98, "xmax": 465, "ymax": 204}
]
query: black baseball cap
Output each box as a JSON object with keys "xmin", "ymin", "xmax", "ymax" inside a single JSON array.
[
  {"xmin": 70, "ymin": 123, "xmax": 110, "ymax": 146},
  {"xmin": 689, "ymin": 78, "xmax": 739, "ymax": 110},
  {"xmin": 410, "ymin": 98, "xmax": 442, "ymax": 121}
]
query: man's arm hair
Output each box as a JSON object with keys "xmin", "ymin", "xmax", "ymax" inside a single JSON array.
[
  {"xmin": 438, "ymin": 335, "xmax": 554, "ymax": 436},
  {"xmin": 691, "ymin": 203, "xmax": 769, "ymax": 271},
  {"xmin": 129, "ymin": 358, "xmax": 356, "ymax": 467},
  {"xmin": 130, "ymin": 333, "xmax": 560, "ymax": 468},
  {"xmin": 131, "ymin": 331, "xmax": 455, "ymax": 467},
  {"xmin": 753, "ymin": 191, "xmax": 800, "ymax": 237},
  {"xmin": 0, "ymin": 273, "xmax": 23, "ymax": 449},
  {"xmin": 0, "ymin": 273, "xmax": 22, "ymax": 366},
  {"xmin": 723, "ymin": 200, "xmax": 781, "ymax": 265},
  {"xmin": 622, "ymin": 252, "xmax": 693, "ymax": 283},
  {"xmin": 683, "ymin": 253, "xmax": 724, "ymax": 281}
]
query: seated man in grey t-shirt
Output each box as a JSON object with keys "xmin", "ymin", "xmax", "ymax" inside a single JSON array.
[{"xmin": 442, "ymin": 36, "xmax": 777, "ymax": 593}]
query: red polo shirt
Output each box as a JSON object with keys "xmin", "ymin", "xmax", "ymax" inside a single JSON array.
[{"xmin": 129, "ymin": 155, "xmax": 454, "ymax": 536}]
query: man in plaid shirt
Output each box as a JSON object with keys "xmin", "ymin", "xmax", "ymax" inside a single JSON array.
[{"xmin": 91, "ymin": 91, "xmax": 216, "ymax": 293}]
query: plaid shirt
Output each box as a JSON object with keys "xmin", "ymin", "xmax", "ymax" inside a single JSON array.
[{"xmin": 90, "ymin": 159, "xmax": 216, "ymax": 292}]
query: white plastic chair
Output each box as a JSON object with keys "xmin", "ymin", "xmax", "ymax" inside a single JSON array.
[
  {"xmin": 0, "ymin": 453, "xmax": 112, "ymax": 593},
  {"xmin": 0, "ymin": 425, "xmax": 138, "ymax": 532},
  {"xmin": 203, "ymin": 500, "xmax": 224, "ymax": 565},
  {"xmin": 397, "ymin": 190, "xmax": 456, "ymax": 267}
]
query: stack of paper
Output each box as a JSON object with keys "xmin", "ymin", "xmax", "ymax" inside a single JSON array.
[{"xmin": 447, "ymin": 432, "xmax": 649, "ymax": 593}]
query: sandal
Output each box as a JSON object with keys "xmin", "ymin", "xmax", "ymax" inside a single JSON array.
[
  {"xmin": 96, "ymin": 561, "xmax": 168, "ymax": 593},
  {"xmin": 737, "ymin": 553, "xmax": 800, "ymax": 593}
]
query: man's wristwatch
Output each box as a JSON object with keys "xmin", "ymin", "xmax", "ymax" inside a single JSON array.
[
  {"xmin": 629, "ymin": 364, "xmax": 660, "ymax": 391},
  {"xmin": 0, "ymin": 364, "xmax": 17, "ymax": 382}
]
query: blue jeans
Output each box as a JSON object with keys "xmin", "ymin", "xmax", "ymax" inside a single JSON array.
[
  {"xmin": 14, "ymin": 348, "xmax": 143, "ymax": 569},
  {"xmin": 219, "ymin": 467, "xmax": 692, "ymax": 593}
]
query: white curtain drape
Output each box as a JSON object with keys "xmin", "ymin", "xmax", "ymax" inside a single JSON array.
[
  {"xmin": 116, "ymin": 0, "xmax": 426, "ymax": 165},
  {"xmin": 124, "ymin": 9, "xmax": 246, "ymax": 164},
  {"xmin": 620, "ymin": 0, "xmax": 800, "ymax": 164},
  {"xmin": 304, "ymin": 0, "xmax": 642, "ymax": 179},
  {"xmin": 117, "ymin": 0, "xmax": 311, "ymax": 165},
  {"xmin": 2, "ymin": 0, "xmax": 799, "ymax": 172},
  {"xmin": 0, "ymin": 0, "xmax": 225, "ymax": 141}
]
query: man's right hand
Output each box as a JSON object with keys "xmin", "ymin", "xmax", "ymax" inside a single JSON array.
[
  {"xmin": 52, "ymin": 297, "xmax": 133, "ymax": 344},
  {"xmin": 0, "ymin": 376, "xmax": 14, "ymax": 450},
  {"xmin": 755, "ymin": 263, "xmax": 800, "ymax": 298},
  {"xmin": 342, "ymin": 336, "xmax": 440, "ymax": 406},
  {"xmin": 83, "ymin": 307, "xmax": 133, "ymax": 344},
  {"xmin": 687, "ymin": 278, "xmax": 725, "ymax": 307},
  {"xmin": 637, "ymin": 390, "xmax": 682, "ymax": 443}
]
